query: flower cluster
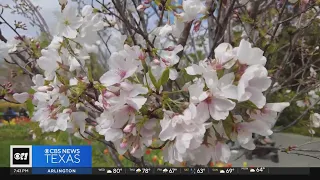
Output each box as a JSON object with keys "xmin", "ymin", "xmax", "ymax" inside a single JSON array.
[
  {"xmin": 2, "ymin": 0, "xmax": 292, "ymax": 166},
  {"xmin": 11, "ymin": 4, "xmax": 105, "ymax": 133},
  {"xmin": 296, "ymin": 87, "xmax": 320, "ymax": 108},
  {"xmin": 295, "ymin": 85, "xmax": 320, "ymax": 135},
  {"xmin": 157, "ymin": 40, "xmax": 290, "ymax": 165},
  {"xmin": 309, "ymin": 113, "xmax": 320, "ymax": 134}
]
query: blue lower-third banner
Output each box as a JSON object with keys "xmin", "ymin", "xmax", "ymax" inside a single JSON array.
[
  {"xmin": 32, "ymin": 167, "xmax": 92, "ymax": 174},
  {"xmin": 31, "ymin": 145, "xmax": 92, "ymax": 174}
]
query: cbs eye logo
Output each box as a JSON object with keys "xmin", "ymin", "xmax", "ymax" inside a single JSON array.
[{"xmin": 10, "ymin": 145, "xmax": 32, "ymax": 167}]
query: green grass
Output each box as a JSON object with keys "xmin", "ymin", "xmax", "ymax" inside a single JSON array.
[
  {"xmin": 3, "ymin": 122, "xmax": 316, "ymax": 168},
  {"xmin": 0, "ymin": 123, "xmax": 163, "ymax": 167},
  {"xmin": 282, "ymin": 126, "xmax": 320, "ymax": 137}
]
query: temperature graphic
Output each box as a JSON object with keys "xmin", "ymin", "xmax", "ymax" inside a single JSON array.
[
  {"xmin": 256, "ymin": 167, "xmax": 265, "ymax": 173},
  {"xmin": 196, "ymin": 168, "xmax": 206, "ymax": 174},
  {"xmin": 225, "ymin": 168, "xmax": 234, "ymax": 174},
  {"xmin": 113, "ymin": 168, "xmax": 123, "ymax": 174},
  {"xmin": 142, "ymin": 168, "xmax": 151, "ymax": 174}
]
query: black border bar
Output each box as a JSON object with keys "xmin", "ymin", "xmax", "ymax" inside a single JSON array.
[{"xmin": 3, "ymin": 167, "xmax": 316, "ymax": 175}]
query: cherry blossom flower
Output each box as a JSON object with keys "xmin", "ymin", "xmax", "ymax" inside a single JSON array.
[
  {"xmin": 188, "ymin": 76, "xmax": 236, "ymax": 121},
  {"xmin": 31, "ymin": 74, "xmax": 45, "ymax": 91},
  {"xmin": 139, "ymin": 118, "xmax": 158, "ymax": 146},
  {"xmin": 2, "ymin": 0, "xmax": 297, "ymax": 166},
  {"xmin": 99, "ymin": 50, "xmax": 140, "ymax": 86},
  {"xmin": 249, "ymin": 102, "xmax": 290, "ymax": 128},
  {"xmin": 13, "ymin": 92, "xmax": 30, "ymax": 103},
  {"xmin": 310, "ymin": 113, "xmax": 320, "ymax": 128},
  {"xmin": 214, "ymin": 43, "xmax": 237, "ymax": 69},
  {"xmin": 159, "ymin": 103, "xmax": 212, "ymax": 164},
  {"xmin": 189, "ymin": 125, "xmax": 231, "ymax": 165},
  {"xmin": 37, "ymin": 48, "xmax": 62, "ymax": 80},
  {"xmin": 54, "ymin": 109, "xmax": 72, "ymax": 132},
  {"xmin": 56, "ymin": 5, "xmax": 83, "ymax": 39},
  {"xmin": 153, "ymin": 24, "xmax": 173, "ymax": 37},
  {"xmin": 237, "ymin": 64, "xmax": 272, "ymax": 108},
  {"xmin": 233, "ymin": 115, "xmax": 273, "ymax": 150},
  {"xmin": 179, "ymin": 0, "xmax": 207, "ymax": 22},
  {"xmin": 96, "ymin": 111, "xmax": 124, "ymax": 142},
  {"xmin": 235, "ymin": 39, "xmax": 267, "ymax": 66},
  {"xmin": 0, "ymin": 39, "xmax": 19, "ymax": 60},
  {"xmin": 68, "ymin": 111, "xmax": 88, "ymax": 134}
]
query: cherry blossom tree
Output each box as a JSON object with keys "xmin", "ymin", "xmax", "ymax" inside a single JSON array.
[{"xmin": 1, "ymin": 0, "xmax": 320, "ymax": 167}]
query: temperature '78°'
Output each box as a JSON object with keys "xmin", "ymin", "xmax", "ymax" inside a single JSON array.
[{"xmin": 142, "ymin": 168, "xmax": 151, "ymax": 173}]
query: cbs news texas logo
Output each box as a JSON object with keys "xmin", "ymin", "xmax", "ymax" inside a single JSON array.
[{"xmin": 10, "ymin": 145, "xmax": 32, "ymax": 167}]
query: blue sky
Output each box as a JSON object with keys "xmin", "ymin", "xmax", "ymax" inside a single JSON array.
[
  {"xmin": 0, "ymin": 0, "xmax": 189, "ymax": 39},
  {"xmin": 1, "ymin": 0, "xmax": 61, "ymax": 39},
  {"xmin": 1, "ymin": 0, "xmax": 214, "ymax": 39}
]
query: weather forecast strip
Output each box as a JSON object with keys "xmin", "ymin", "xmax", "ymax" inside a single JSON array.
[
  {"xmin": 7, "ymin": 145, "xmax": 313, "ymax": 175},
  {"xmin": 7, "ymin": 167, "xmax": 315, "ymax": 175},
  {"xmin": 91, "ymin": 167, "xmax": 311, "ymax": 175}
]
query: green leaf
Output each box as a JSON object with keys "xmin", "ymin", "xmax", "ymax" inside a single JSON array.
[
  {"xmin": 268, "ymin": 69, "xmax": 277, "ymax": 74},
  {"xmin": 222, "ymin": 114, "xmax": 235, "ymax": 140},
  {"xmin": 94, "ymin": 83, "xmax": 105, "ymax": 91},
  {"xmin": 166, "ymin": 5, "xmax": 173, "ymax": 11},
  {"xmin": 87, "ymin": 63, "xmax": 93, "ymax": 82},
  {"xmin": 26, "ymin": 99, "xmax": 34, "ymax": 117},
  {"xmin": 217, "ymin": 70, "xmax": 224, "ymax": 79},
  {"xmin": 154, "ymin": 0, "xmax": 161, "ymax": 5},
  {"xmin": 159, "ymin": 68, "xmax": 170, "ymax": 87},
  {"xmin": 165, "ymin": 0, "xmax": 172, "ymax": 6},
  {"xmin": 56, "ymin": 73, "xmax": 69, "ymax": 85},
  {"xmin": 165, "ymin": 0, "xmax": 173, "ymax": 11},
  {"xmin": 142, "ymin": 60, "xmax": 148, "ymax": 73},
  {"xmin": 148, "ymin": 67, "xmax": 160, "ymax": 91},
  {"xmin": 27, "ymin": 88, "xmax": 36, "ymax": 94},
  {"xmin": 258, "ymin": 28, "xmax": 267, "ymax": 37},
  {"xmin": 240, "ymin": 14, "xmax": 254, "ymax": 24}
]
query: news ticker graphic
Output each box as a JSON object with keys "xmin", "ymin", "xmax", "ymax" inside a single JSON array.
[
  {"xmin": 9, "ymin": 167, "xmax": 315, "ymax": 175},
  {"xmin": 7, "ymin": 145, "xmax": 314, "ymax": 175},
  {"xmin": 10, "ymin": 145, "xmax": 92, "ymax": 174}
]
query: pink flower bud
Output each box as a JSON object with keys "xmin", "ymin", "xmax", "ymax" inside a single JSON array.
[
  {"xmin": 153, "ymin": 59, "xmax": 160, "ymax": 65},
  {"xmin": 261, "ymin": 107, "xmax": 270, "ymax": 114},
  {"xmin": 215, "ymin": 63, "xmax": 223, "ymax": 70},
  {"xmin": 164, "ymin": 46, "xmax": 175, "ymax": 51},
  {"xmin": 8, "ymin": 89, "xmax": 14, "ymax": 94},
  {"xmin": 104, "ymin": 91, "xmax": 115, "ymax": 98},
  {"xmin": 120, "ymin": 141, "xmax": 128, "ymax": 149},
  {"xmin": 5, "ymin": 82, "xmax": 12, "ymax": 88},
  {"xmin": 139, "ymin": 52, "xmax": 146, "ymax": 60},
  {"xmin": 130, "ymin": 144, "xmax": 139, "ymax": 154},
  {"xmin": 123, "ymin": 123, "xmax": 135, "ymax": 133},
  {"xmin": 193, "ymin": 21, "xmax": 201, "ymax": 32},
  {"xmin": 137, "ymin": 4, "xmax": 146, "ymax": 12},
  {"xmin": 36, "ymin": 42, "xmax": 40, "ymax": 49}
]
